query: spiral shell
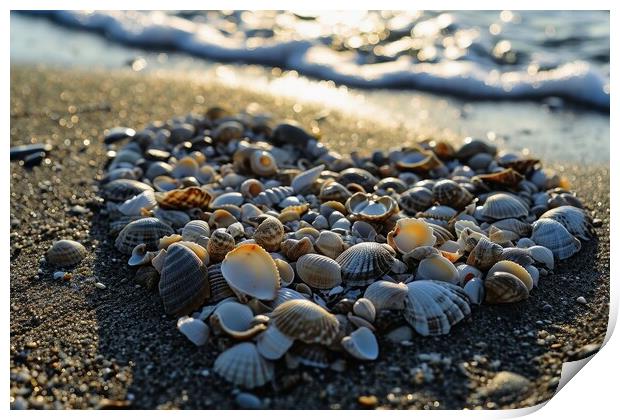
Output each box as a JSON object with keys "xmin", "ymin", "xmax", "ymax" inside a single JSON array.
[
  {"xmin": 466, "ymin": 236, "xmax": 503, "ymax": 270},
  {"xmin": 240, "ymin": 179, "xmax": 265, "ymax": 199},
  {"xmin": 46, "ymin": 239, "xmax": 87, "ymax": 267},
  {"xmin": 214, "ymin": 342, "xmax": 274, "ymax": 389},
  {"xmin": 336, "ymin": 242, "xmax": 396, "ymax": 287},
  {"xmin": 296, "ymin": 254, "xmax": 342, "ymax": 289},
  {"xmin": 115, "ymin": 217, "xmax": 175, "ymax": 255},
  {"xmin": 250, "ymin": 150, "xmax": 278, "ymax": 177},
  {"xmin": 271, "ymin": 299, "xmax": 340, "ymax": 345}
]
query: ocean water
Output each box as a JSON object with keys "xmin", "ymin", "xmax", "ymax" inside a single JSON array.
[{"xmin": 10, "ymin": 11, "xmax": 610, "ymax": 163}]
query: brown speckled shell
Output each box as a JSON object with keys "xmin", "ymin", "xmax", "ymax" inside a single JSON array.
[
  {"xmin": 46, "ymin": 240, "xmax": 87, "ymax": 267},
  {"xmin": 253, "ymin": 217, "xmax": 284, "ymax": 252},
  {"xmin": 156, "ymin": 186, "xmax": 212, "ymax": 210}
]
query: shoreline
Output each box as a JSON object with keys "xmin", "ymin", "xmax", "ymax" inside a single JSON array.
[{"xmin": 10, "ymin": 65, "xmax": 610, "ymax": 409}]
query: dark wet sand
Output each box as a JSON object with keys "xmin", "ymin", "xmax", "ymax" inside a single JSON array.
[{"xmin": 10, "ymin": 65, "xmax": 610, "ymax": 409}]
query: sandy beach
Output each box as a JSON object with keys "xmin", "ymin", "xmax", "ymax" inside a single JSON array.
[{"xmin": 10, "ymin": 65, "xmax": 609, "ymax": 409}]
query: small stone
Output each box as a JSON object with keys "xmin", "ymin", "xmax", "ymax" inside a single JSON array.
[
  {"xmin": 576, "ymin": 296, "xmax": 587, "ymax": 305},
  {"xmin": 53, "ymin": 271, "xmax": 66, "ymax": 280},
  {"xmin": 10, "ymin": 143, "xmax": 52, "ymax": 160},
  {"xmin": 592, "ymin": 218, "xmax": 603, "ymax": 227},
  {"xmin": 104, "ymin": 127, "xmax": 136, "ymax": 144},
  {"xmin": 23, "ymin": 151, "xmax": 46, "ymax": 167},
  {"xmin": 483, "ymin": 371, "xmax": 531, "ymax": 398},
  {"xmin": 69, "ymin": 205, "xmax": 90, "ymax": 215},
  {"xmin": 95, "ymin": 282, "xmax": 107, "ymax": 289},
  {"xmin": 10, "ymin": 218, "xmax": 20, "ymax": 228},
  {"xmin": 330, "ymin": 359, "xmax": 347, "ymax": 372},
  {"xmin": 235, "ymin": 392, "xmax": 262, "ymax": 409},
  {"xmin": 358, "ymin": 395, "xmax": 379, "ymax": 409}
]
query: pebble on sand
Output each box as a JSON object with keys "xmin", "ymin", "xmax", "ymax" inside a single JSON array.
[
  {"xmin": 483, "ymin": 371, "xmax": 531, "ymax": 398},
  {"xmin": 235, "ymin": 392, "xmax": 262, "ymax": 409},
  {"xmin": 358, "ymin": 395, "xmax": 379, "ymax": 408},
  {"xmin": 95, "ymin": 282, "xmax": 107, "ymax": 289},
  {"xmin": 576, "ymin": 296, "xmax": 587, "ymax": 304}
]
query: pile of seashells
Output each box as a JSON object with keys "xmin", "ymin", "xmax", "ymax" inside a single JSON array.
[{"xmin": 86, "ymin": 107, "xmax": 592, "ymax": 389}]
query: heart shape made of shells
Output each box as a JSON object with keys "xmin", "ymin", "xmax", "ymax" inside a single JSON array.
[{"xmin": 89, "ymin": 108, "xmax": 594, "ymax": 390}]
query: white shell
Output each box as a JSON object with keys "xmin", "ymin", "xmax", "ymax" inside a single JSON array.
[
  {"xmin": 530, "ymin": 219, "xmax": 581, "ymax": 260},
  {"xmin": 221, "ymin": 244, "xmax": 280, "ymax": 300},
  {"xmin": 353, "ymin": 298, "xmax": 376, "ymax": 323},
  {"xmin": 480, "ymin": 193, "xmax": 529, "ymax": 220},
  {"xmin": 387, "ymin": 218, "xmax": 436, "ymax": 254},
  {"xmin": 256, "ymin": 325, "xmax": 294, "ymax": 360},
  {"xmin": 528, "ymin": 245, "xmax": 555, "ymax": 270},
  {"xmin": 415, "ymin": 254, "xmax": 459, "ymax": 284},
  {"xmin": 463, "ymin": 278, "xmax": 484, "ymax": 305},
  {"xmin": 128, "ymin": 243, "xmax": 156, "ymax": 266},
  {"xmin": 210, "ymin": 301, "xmax": 265, "ymax": 339},
  {"xmin": 181, "ymin": 220, "xmax": 211, "ymax": 247},
  {"xmin": 487, "ymin": 260, "xmax": 534, "ymax": 291},
  {"xmin": 213, "ymin": 342, "xmax": 274, "ymax": 389},
  {"xmin": 118, "ymin": 190, "xmax": 157, "ymax": 216},
  {"xmin": 540, "ymin": 205, "xmax": 592, "ymax": 240},
  {"xmin": 363, "ymin": 281, "xmax": 408, "ymax": 311},
  {"xmin": 177, "ymin": 316, "xmax": 209, "ymax": 346},
  {"xmin": 341, "ymin": 327, "xmax": 379, "ymax": 361},
  {"xmin": 291, "ymin": 164, "xmax": 325, "ymax": 194}
]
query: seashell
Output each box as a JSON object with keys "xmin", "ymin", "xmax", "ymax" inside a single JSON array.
[
  {"xmin": 249, "ymin": 150, "xmax": 278, "ymax": 177},
  {"xmin": 399, "ymin": 187, "xmax": 433, "ymax": 214},
  {"xmin": 341, "ymin": 327, "xmax": 379, "ymax": 361},
  {"xmin": 256, "ymin": 325, "xmax": 294, "ymax": 360},
  {"xmin": 289, "ymin": 342, "xmax": 332, "ymax": 368},
  {"xmin": 212, "ymin": 121, "xmax": 244, "ymax": 143},
  {"xmin": 209, "ymin": 209, "xmax": 238, "ymax": 229},
  {"xmin": 353, "ymin": 298, "xmax": 376, "ymax": 323},
  {"xmin": 103, "ymin": 167, "xmax": 141, "ymax": 183},
  {"xmin": 345, "ymin": 192, "xmax": 398, "ymax": 222},
  {"xmin": 314, "ymin": 231, "xmax": 346, "ymax": 259},
  {"xmin": 118, "ymin": 190, "xmax": 157, "ymax": 216},
  {"xmin": 432, "ymin": 179, "xmax": 473, "ymax": 210},
  {"xmin": 363, "ymin": 281, "xmax": 408, "ymax": 311},
  {"xmin": 402, "ymin": 246, "xmax": 440, "ymax": 267},
  {"xmin": 253, "ymin": 217, "xmax": 284, "ymax": 252},
  {"xmin": 347, "ymin": 311, "xmax": 376, "ymax": 332},
  {"xmin": 171, "ymin": 156, "xmax": 199, "ymax": 178},
  {"xmin": 103, "ymin": 179, "xmax": 154, "ymax": 202},
  {"xmin": 463, "ymin": 277, "xmax": 484, "ymax": 305},
  {"xmin": 181, "ymin": 220, "xmax": 210, "ymax": 248},
  {"xmin": 221, "ymin": 243, "xmax": 280, "ymax": 300},
  {"xmin": 525, "ymin": 265, "xmax": 540, "ymax": 288},
  {"xmin": 128, "ymin": 243, "xmax": 156, "ymax": 266},
  {"xmin": 158, "ymin": 234, "xmax": 183, "ymax": 250},
  {"xmin": 498, "ymin": 154, "xmax": 540, "ymax": 174},
  {"xmin": 540, "ymin": 206, "xmax": 592, "ymax": 240},
  {"xmin": 214, "ymin": 342, "xmax": 274, "ymax": 389},
  {"xmin": 153, "ymin": 175, "xmax": 181, "ymax": 192},
  {"xmin": 517, "ymin": 237, "xmax": 536, "ymax": 248},
  {"xmin": 134, "ymin": 265, "xmax": 160, "ymax": 290},
  {"xmin": 151, "ymin": 248, "xmax": 167, "ymax": 273},
  {"xmin": 351, "ymin": 220, "xmax": 378, "ymax": 241},
  {"xmin": 319, "ymin": 181, "xmax": 352, "ymax": 203},
  {"xmin": 206, "ymin": 229, "xmax": 236, "ymax": 263},
  {"xmin": 296, "ymin": 254, "xmax": 342, "ymax": 289},
  {"xmin": 455, "ymin": 263, "xmax": 482, "ymax": 286},
  {"xmin": 374, "ymin": 177, "xmax": 408, "ymax": 193},
  {"xmin": 489, "ymin": 218, "xmax": 532, "ymax": 237},
  {"xmin": 211, "ymin": 192, "xmax": 244, "ymax": 208},
  {"xmin": 487, "ymin": 260, "xmax": 534, "ymax": 291},
  {"xmin": 336, "ymin": 242, "xmax": 396, "ymax": 287},
  {"xmin": 395, "ymin": 148, "xmax": 443, "ymax": 172},
  {"xmin": 271, "ymin": 299, "xmax": 340, "ymax": 345},
  {"xmin": 417, "ymin": 205, "xmax": 457, "ymax": 221},
  {"xmin": 484, "ymin": 272, "xmax": 529, "ymax": 304},
  {"xmin": 474, "ymin": 168, "xmax": 524, "ymax": 188},
  {"xmin": 295, "ymin": 283, "xmax": 312, "ymax": 296},
  {"xmin": 240, "ymin": 179, "xmax": 265, "ymax": 199},
  {"xmin": 206, "ymin": 263, "xmax": 235, "ymax": 303},
  {"xmin": 196, "ymin": 165, "xmax": 217, "ymax": 184},
  {"xmin": 274, "ymin": 259, "xmax": 295, "ymax": 287},
  {"xmin": 499, "ymin": 247, "xmax": 534, "ymax": 267},
  {"xmin": 466, "ymin": 237, "xmax": 503, "ymax": 270},
  {"xmin": 115, "ymin": 217, "xmax": 175, "ymax": 254},
  {"xmin": 210, "ymin": 301, "xmax": 267, "ymax": 340},
  {"xmin": 387, "ymin": 218, "xmax": 436, "ymax": 254},
  {"xmin": 158, "ymin": 243, "xmax": 210, "ymax": 316},
  {"xmin": 253, "ymin": 185, "xmax": 294, "ymax": 207},
  {"xmin": 240, "ymin": 203, "xmax": 264, "ymax": 223},
  {"xmin": 429, "ymin": 223, "xmax": 455, "ymax": 246},
  {"xmin": 488, "ymin": 226, "xmax": 519, "ymax": 246},
  {"xmin": 156, "ymin": 187, "xmax": 212, "ymax": 210},
  {"xmin": 145, "ymin": 161, "xmax": 174, "ymax": 180},
  {"xmin": 479, "ymin": 193, "xmax": 529, "ymax": 220},
  {"xmin": 291, "ymin": 164, "xmax": 325, "ymax": 194},
  {"xmin": 46, "ymin": 239, "xmax": 87, "ymax": 267},
  {"xmin": 454, "ymin": 138, "xmax": 497, "ymax": 161},
  {"xmin": 177, "ymin": 316, "xmax": 210, "ymax": 346},
  {"xmin": 415, "ymin": 254, "xmax": 460, "ymax": 284},
  {"xmin": 152, "ymin": 208, "xmax": 191, "ymax": 229},
  {"xmin": 404, "ymin": 280, "xmax": 471, "ymax": 336},
  {"xmin": 271, "ymin": 120, "xmax": 313, "ymax": 147},
  {"xmin": 528, "ymin": 245, "xmax": 554, "ymax": 270},
  {"xmin": 337, "ymin": 168, "xmax": 379, "ymax": 192},
  {"xmin": 530, "ymin": 219, "xmax": 581, "ymax": 260},
  {"xmin": 270, "ymin": 287, "xmax": 309, "ymax": 308},
  {"xmin": 280, "ymin": 237, "xmax": 315, "ymax": 261}
]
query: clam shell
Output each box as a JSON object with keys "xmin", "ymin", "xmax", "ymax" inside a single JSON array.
[
  {"xmin": 177, "ymin": 316, "xmax": 209, "ymax": 346},
  {"xmin": 463, "ymin": 277, "xmax": 485, "ymax": 305},
  {"xmin": 256, "ymin": 325, "xmax": 294, "ymax": 360},
  {"xmin": 214, "ymin": 342, "xmax": 274, "ymax": 389},
  {"xmin": 103, "ymin": 179, "xmax": 153, "ymax": 202},
  {"xmin": 336, "ymin": 242, "xmax": 396, "ymax": 287},
  {"xmin": 528, "ymin": 245, "xmax": 554, "ymax": 270},
  {"xmin": 540, "ymin": 205, "xmax": 592, "ymax": 240},
  {"xmin": 280, "ymin": 237, "xmax": 315, "ymax": 261},
  {"xmin": 291, "ymin": 164, "xmax": 324, "ymax": 194},
  {"xmin": 466, "ymin": 237, "xmax": 503, "ymax": 270},
  {"xmin": 296, "ymin": 254, "xmax": 342, "ymax": 289},
  {"xmin": 480, "ymin": 193, "xmax": 529, "ymax": 220},
  {"xmin": 474, "ymin": 168, "xmax": 524, "ymax": 188},
  {"xmin": 128, "ymin": 243, "xmax": 156, "ymax": 266},
  {"xmin": 363, "ymin": 281, "xmax": 408, "ymax": 311},
  {"xmin": 387, "ymin": 218, "xmax": 436, "ymax": 254},
  {"xmin": 345, "ymin": 192, "xmax": 397, "ymax": 222},
  {"xmin": 46, "ymin": 239, "xmax": 87, "ymax": 267},
  {"xmin": 250, "ymin": 150, "xmax": 278, "ymax": 177},
  {"xmin": 156, "ymin": 187, "xmax": 212, "ymax": 210},
  {"xmin": 152, "ymin": 208, "xmax": 191, "ymax": 229},
  {"xmin": 158, "ymin": 243, "xmax": 210, "ymax": 316},
  {"xmin": 415, "ymin": 254, "xmax": 459, "ymax": 284},
  {"xmin": 404, "ymin": 280, "xmax": 471, "ymax": 336},
  {"xmin": 500, "ymin": 247, "xmax": 534, "ymax": 267},
  {"xmin": 526, "ymin": 265, "xmax": 540, "ymax": 288},
  {"xmin": 181, "ymin": 220, "xmax": 210, "ymax": 248},
  {"xmin": 209, "ymin": 209, "xmax": 238, "ymax": 229},
  {"xmin": 270, "ymin": 287, "xmax": 309, "ymax": 308},
  {"xmin": 171, "ymin": 156, "xmax": 199, "ymax": 178},
  {"xmin": 211, "ymin": 192, "xmax": 244, "ymax": 208},
  {"xmin": 489, "ymin": 218, "xmax": 532, "ymax": 237},
  {"xmin": 314, "ymin": 231, "xmax": 346, "ymax": 259},
  {"xmin": 271, "ymin": 299, "xmax": 340, "ymax": 345},
  {"xmin": 210, "ymin": 301, "xmax": 267, "ymax": 340},
  {"xmin": 530, "ymin": 219, "xmax": 581, "ymax": 260},
  {"xmin": 353, "ymin": 298, "xmax": 376, "ymax": 323},
  {"xmin": 337, "ymin": 168, "xmax": 379, "ymax": 192},
  {"xmin": 487, "ymin": 260, "xmax": 534, "ymax": 291},
  {"xmin": 319, "ymin": 181, "xmax": 352, "ymax": 203},
  {"xmin": 274, "ymin": 259, "xmax": 295, "ymax": 287},
  {"xmin": 153, "ymin": 175, "xmax": 180, "ymax": 192},
  {"xmin": 399, "ymin": 187, "xmax": 433, "ymax": 214},
  {"xmin": 484, "ymin": 272, "xmax": 529, "ymax": 304},
  {"xmin": 432, "ymin": 179, "xmax": 473, "ymax": 210},
  {"xmin": 206, "ymin": 263, "xmax": 235, "ymax": 303},
  {"xmin": 221, "ymin": 244, "xmax": 280, "ymax": 301},
  {"xmin": 341, "ymin": 327, "xmax": 379, "ymax": 361},
  {"xmin": 253, "ymin": 217, "xmax": 284, "ymax": 252},
  {"xmin": 115, "ymin": 217, "xmax": 175, "ymax": 255},
  {"xmin": 207, "ymin": 229, "xmax": 236, "ymax": 263},
  {"xmin": 212, "ymin": 121, "xmax": 244, "ymax": 143},
  {"xmin": 118, "ymin": 190, "xmax": 157, "ymax": 216}
]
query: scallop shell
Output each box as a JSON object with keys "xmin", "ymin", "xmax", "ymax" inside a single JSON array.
[
  {"xmin": 206, "ymin": 263, "xmax": 235, "ymax": 303},
  {"xmin": 540, "ymin": 206, "xmax": 592, "ymax": 241},
  {"xmin": 341, "ymin": 327, "xmax": 379, "ymax": 361},
  {"xmin": 256, "ymin": 325, "xmax": 294, "ymax": 360},
  {"xmin": 345, "ymin": 192, "xmax": 398, "ymax": 222},
  {"xmin": 271, "ymin": 299, "xmax": 340, "ymax": 345},
  {"xmin": 479, "ymin": 193, "xmax": 529, "ymax": 220},
  {"xmin": 213, "ymin": 342, "xmax": 274, "ymax": 389},
  {"xmin": 270, "ymin": 287, "xmax": 309, "ymax": 308},
  {"xmin": 156, "ymin": 186, "xmax": 212, "ymax": 210},
  {"xmin": 207, "ymin": 229, "xmax": 236, "ymax": 263},
  {"xmin": 152, "ymin": 208, "xmax": 190, "ymax": 229},
  {"xmin": 466, "ymin": 236, "xmax": 503, "ymax": 270},
  {"xmin": 399, "ymin": 187, "xmax": 433, "ymax": 214},
  {"xmin": 484, "ymin": 272, "xmax": 529, "ymax": 304},
  {"xmin": 363, "ymin": 281, "xmax": 408, "ymax": 311},
  {"xmin": 253, "ymin": 217, "xmax": 284, "ymax": 252},
  {"xmin": 118, "ymin": 190, "xmax": 158, "ymax": 216},
  {"xmin": 487, "ymin": 260, "xmax": 534, "ymax": 291},
  {"xmin": 432, "ymin": 179, "xmax": 473, "ymax": 210},
  {"xmin": 314, "ymin": 231, "xmax": 346, "ymax": 259},
  {"xmin": 181, "ymin": 220, "xmax": 210, "ymax": 248},
  {"xmin": 415, "ymin": 254, "xmax": 460, "ymax": 284},
  {"xmin": 387, "ymin": 218, "xmax": 436, "ymax": 254},
  {"xmin": 489, "ymin": 218, "xmax": 532, "ymax": 237},
  {"xmin": 249, "ymin": 150, "xmax": 278, "ymax": 177},
  {"xmin": 103, "ymin": 179, "xmax": 154, "ymax": 202},
  {"xmin": 404, "ymin": 280, "xmax": 471, "ymax": 336},
  {"xmin": 530, "ymin": 219, "xmax": 581, "ymax": 260},
  {"xmin": 210, "ymin": 301, "xmax": 267, "ymax": 340},
  {"xmin": 221, "ymin": 243, "xmax": 280, "ymax": 301},
  {"xmin": 115, "ymin": 217, "xmax": 175, "ymax": 255},
  {"xmin": 280, "ymin": 237, "xmax": 315, "ymax": 261},
  {"xmin": 336, "ymin": 242, "xmax": 396, "ymax": 287},
  {"xmin": 46, "ymin": 239, "xmax": 87, "ymax": 267},
  {"xmin": 296, "ymin": 254, "xmax": 342, "ymax": 289},
  {"xmin": 289, "ymin": 342, "xmax": 332, "ymax": 368},
  {"xmin": 158, "ymin": 243, "xmax": 210, "ymax": 316}
]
